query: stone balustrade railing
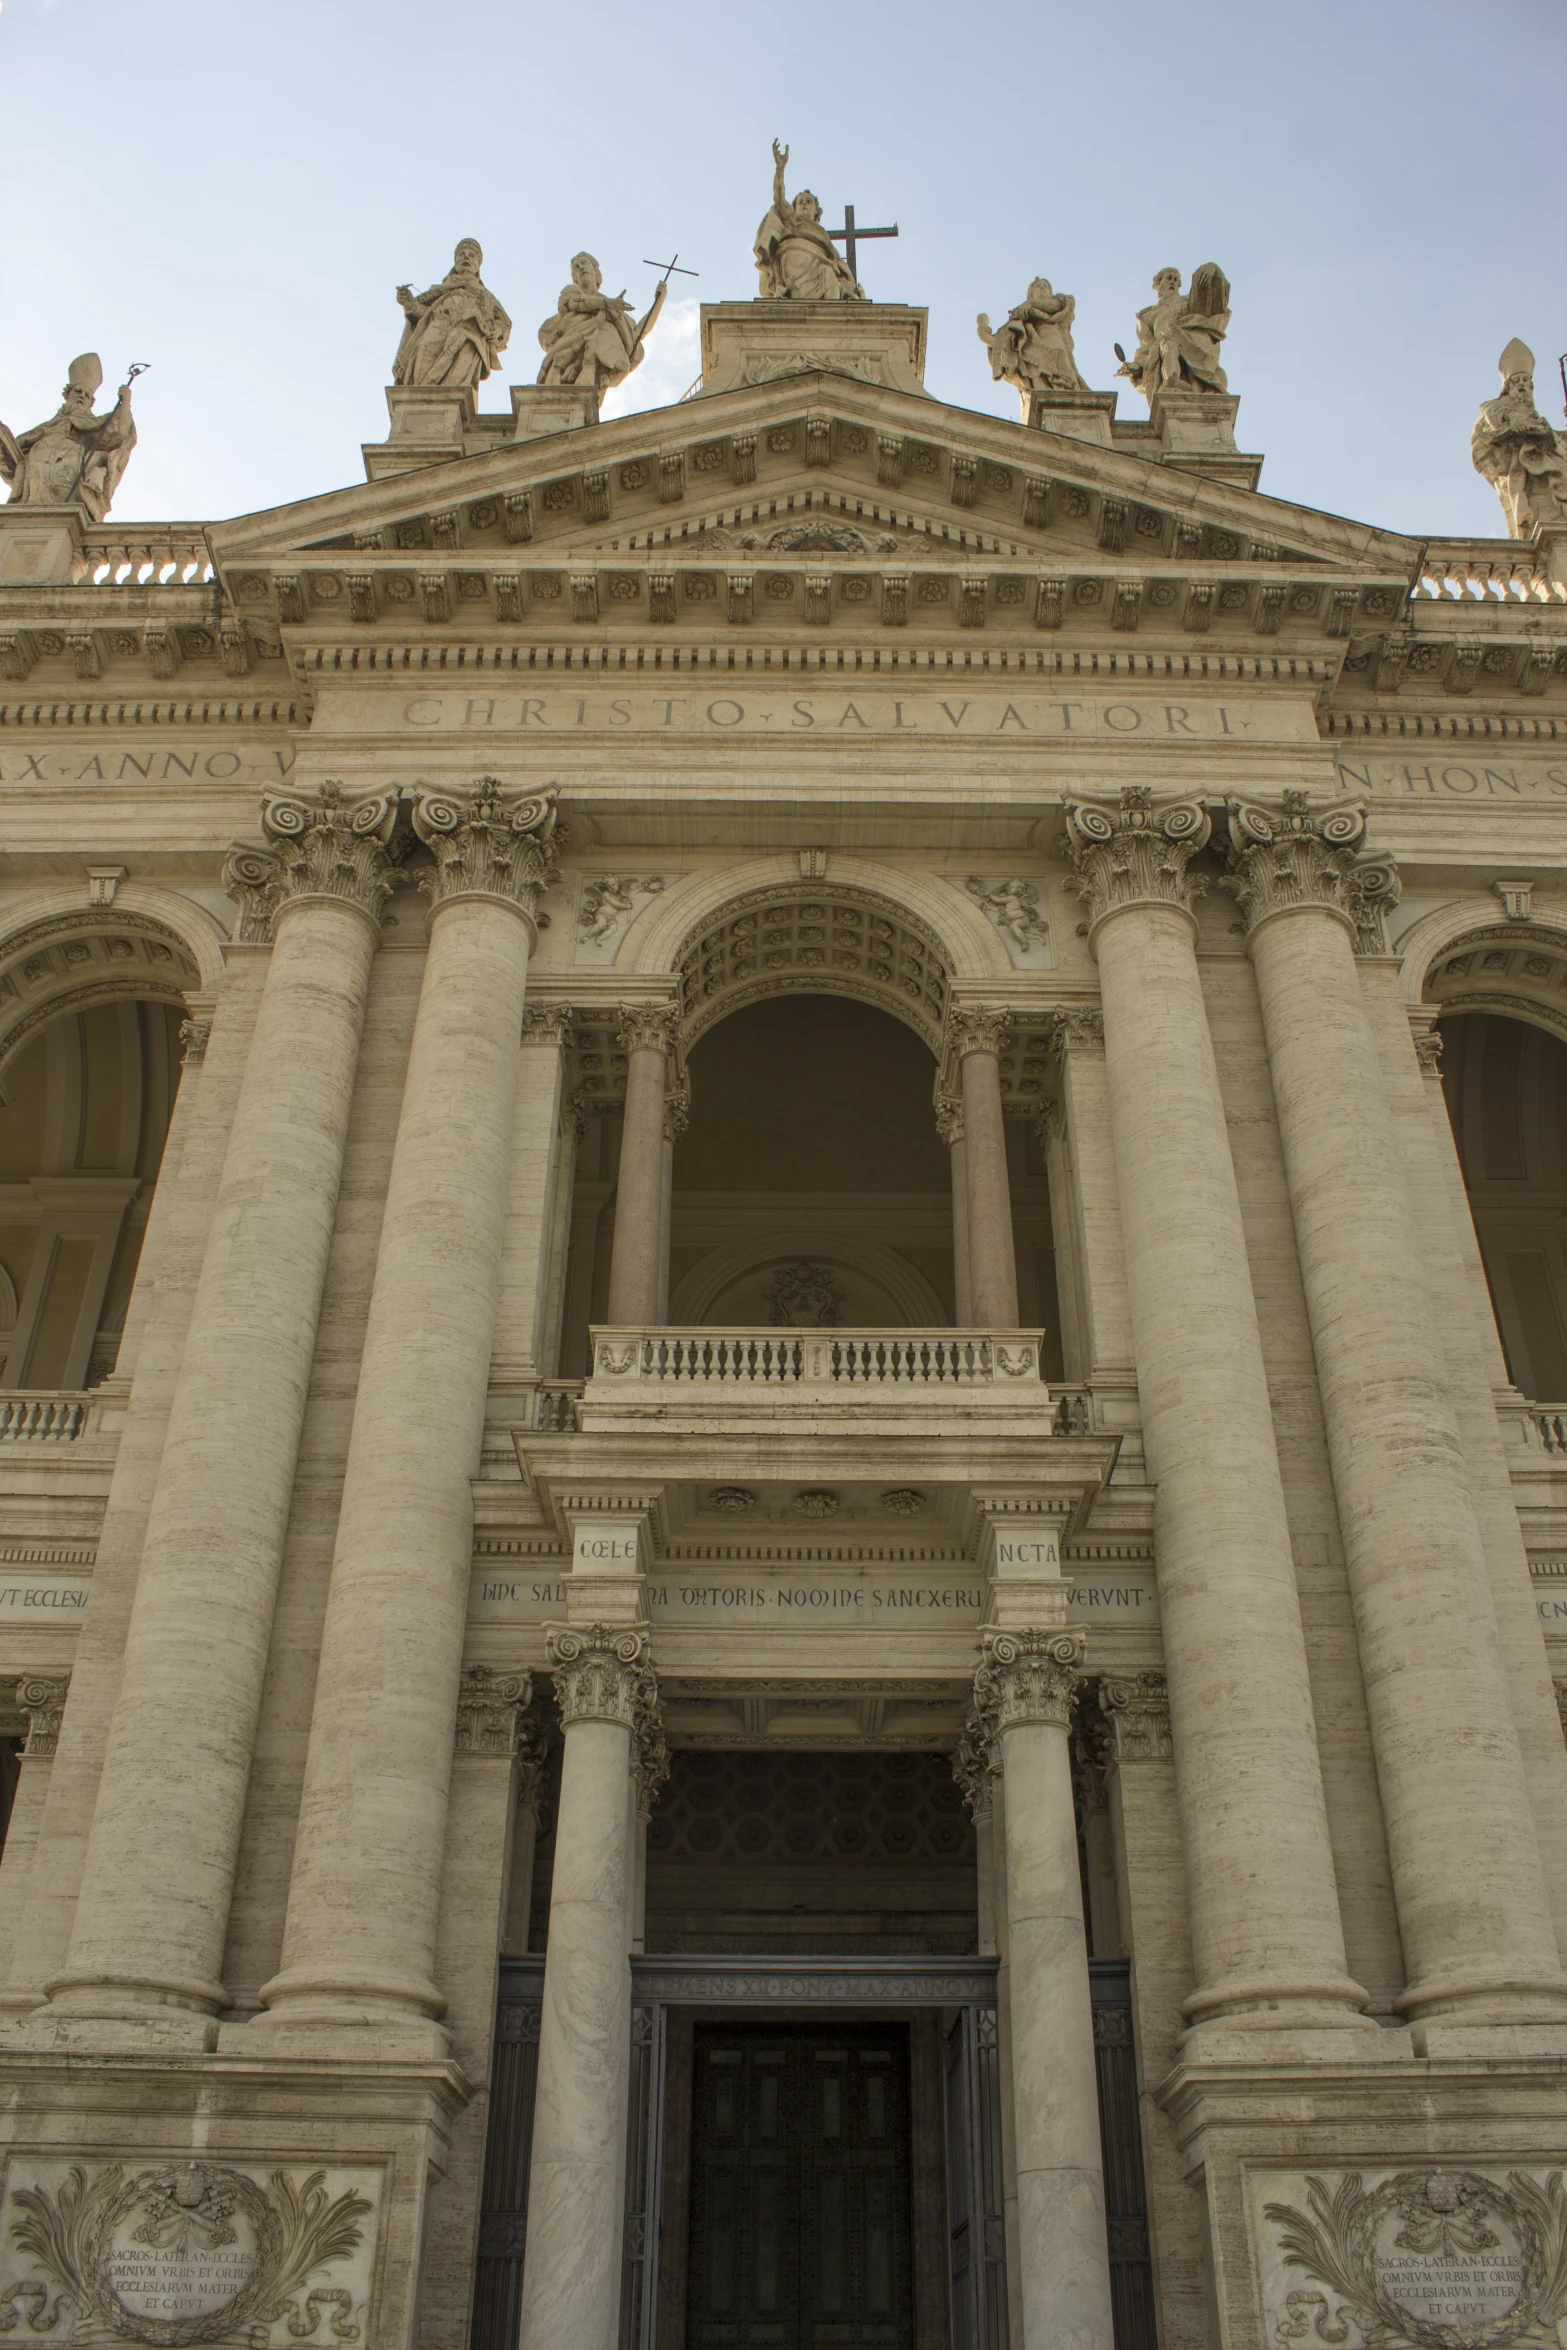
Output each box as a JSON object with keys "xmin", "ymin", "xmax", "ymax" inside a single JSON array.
[
  {"xmin": 532, "ymin": 1381, "xmax": 585, "ymax": 1433},
  {"xmin": 73, "ymin": 526, "xmax": 213, "ymax": 587},
  {"xmin": 596, "ymin": 1326, "xmax": 1045, "ymax": 1388},
  {"xmin": 1535, "ymin": 1408, "xmax": 1567, "ymax": 1456},
  {"xmin": 0, "ymin": 1392, "xmax": 98, "ymax": 1442},
  {"xmin": 1413, "ymin": 542, "xmax": 1566, "ymax": 605}
]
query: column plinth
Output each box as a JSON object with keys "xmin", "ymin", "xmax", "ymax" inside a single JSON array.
[
  {"xmin": 1227, "ymin": 793, "xmax": 1567, "ymax": 2024},
  {"xmin": 1065, "ymin": 787, "xmax": 1368, "ymax": 2036},
  {"xmin": 44, "ymin": 786, "xmax": 396, "ymax": 2029},
  {"xmin": 256, "ymin": 783, "xmax": 561, "ymax": 2035}
]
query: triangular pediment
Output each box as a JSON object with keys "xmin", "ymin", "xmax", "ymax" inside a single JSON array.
[{"xmin": 205, "ymin": 374, "xmax": 1419, "ymax": 648}]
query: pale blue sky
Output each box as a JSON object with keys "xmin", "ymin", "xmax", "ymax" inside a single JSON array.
[{"xmin": 1, "ymin": 0, "xmax": 1561, "ymax": 538}]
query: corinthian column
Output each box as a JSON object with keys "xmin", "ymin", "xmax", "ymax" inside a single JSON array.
[
  {"xmin": 520, "ymin": 1625, "xmax": 661, "ymax": 2350},
  {"xmin": 258, "ymin": 782, "xmax": 561, "ymax": 2034},
  {"xmin": 975, "ymin": 1629, "xmax": 1112, "ymax": 2350},
  {"xmin": 606, "ymin": 1004, "xmax": 677, "ymax": 1326},
  {"xmin": 1064, "ymin": 788, "xmax": 1365, "ymax": 2033},
  {"xmin": 951, "ymin": 1007, "xmax": 1019, "ymax": 1327},
  {"xmin": 46, "ymin": 786, "xmax": 396, "ymax": 2031},
  {"xmin": 1226, "ymin": 794, "xmax": 1567, "ymax": 2023}
]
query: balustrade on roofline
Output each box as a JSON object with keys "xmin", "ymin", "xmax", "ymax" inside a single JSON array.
[
  {"xmin": 72, "ymin": 525, "xmax": 213, "ymax": 587},
  {"xmin": 1412, "ymin": 542, "xmax": 1566, "ymax": 604}
]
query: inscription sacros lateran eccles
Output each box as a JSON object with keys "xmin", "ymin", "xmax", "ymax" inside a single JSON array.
[
  {"xmin": 0, "ymin": 2156, "xmax": 382, "ymax": 2347},
  {"xmin": 1249, "ymin": 2165, "xmax": 1567, "ymax": 2350}
]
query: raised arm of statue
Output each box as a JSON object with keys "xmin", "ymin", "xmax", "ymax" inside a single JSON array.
[{"xmin": 772, "ymin": 139, "xmax": 790, "ymax": 219}]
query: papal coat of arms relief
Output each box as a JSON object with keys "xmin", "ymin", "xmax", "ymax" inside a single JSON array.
[
  {"xmin": 1249, "ymin": 2166, "xmax": 1567, "ymax": 2350},
  {"xmin": 0, "ymin": 2157, "xmax": 380, "ymax": 2347}
]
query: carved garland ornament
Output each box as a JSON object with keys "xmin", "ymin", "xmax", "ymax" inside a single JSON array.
[
  {"xmin": 1224, "ymin": 793, "xmax": 1403, "ymax": 956},
  {"xmin": 0, "ymin": 2160, "xmax": 372, "ymax": 2349},
  {"xmin": 1063, "ymin": 786, "xmax": 1210, "ymax": 930}
]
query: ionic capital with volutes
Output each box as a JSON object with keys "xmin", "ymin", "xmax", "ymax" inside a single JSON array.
[
  {"xmin": 1063, "ymin": 786, "xmax": 1210, "ymax": 936},
  {"xmin": 548, "ymin": 1621, "xmax": 655, "ymax": 1733},
  {"xmin": 412, "ymin": 778, "xmax": 563, "ymax": 930},
  {"xmin": 454, "ymin": 1665, "xmax": 532, "ymax": 1757},
  {"xmin": 1100, "ymin": 1670, "xmax": 1172, "ymax": 1762},
  {"xmin": 948, "ymin": 1004, "xmax": 1014, "ymax": 1060},
  {"xmin": 1223, "ymin": 793, "xmax": 1401, "ymax": 952},
  {"xmin": 12, "ymin": 1672, "xmax": 69, "ymax": 1757},
  {"xmin": 616, "ymin": 1001, "xmax": 680, "ymax": 1057},
  {"xmin": 974, "ymin": 1627, "xmax": 1086, "ymax": 1732},
  {"xmin": 223, "ymin": 781, "xmax": 402, "ymax": 943}
]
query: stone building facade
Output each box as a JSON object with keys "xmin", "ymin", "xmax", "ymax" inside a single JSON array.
[{"xmin": 0, "ymin": 272, "xmax": 1564, "ymax": 2350}]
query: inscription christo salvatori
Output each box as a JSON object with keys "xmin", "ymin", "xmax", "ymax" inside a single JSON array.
[
  {"xmin": 1252, "ymin": 2166, "xmax": 1567, "ymax": 2350},
  {"xmin": 0, "ymin": 2156, "xmax": 379, "ymax": 2346},
  {"xmin": 366, "ymin": 688, "xmax": 1296, "ymax": 742}
]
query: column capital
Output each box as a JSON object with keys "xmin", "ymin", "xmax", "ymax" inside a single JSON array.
[
  {"xmin": 1049, "ymin": 1006, "xmax": 1105, "ymax": 1055},
  {"xmin": 1064, "ymin": 786, "xmax": 1210, "ymax": 935},
  {"xmin": 935, "ymin": 1091, "xmax": 964, "ymax": 1146},
  {"xmin": 975, "ymin": 1626, "xmax": 1086, "ymax": 1730},
  {"xmin": 179, "ymin": 1015, "xmax": 212, "ymax": 1065},
  {"xmin": 223, "ymin": 782, "xmax": 401, "ymax": 944},
  {"xmin": 1100, "ymin": 1670, "xmax": 1172, "ymax": 1762},
  {"xmin": 13, "ymin": 1672, "xmax": 69, "ymax": 1757},
  {"xmin": 454, "ymin": 1666, "xmax": 532, "ymax": 1756},
  {"xmin": 616, "ymin": 1001, "xmax": 680, "ymax": 1056},
  {"xmin": 1223, "ymin": 793, "xmax": 1402, "ymax": 955},
  {"xmin": 412, "ymin": 779, "xmax": 563, "ymax": 928},
  {"xmin": 522, "ymin": 1002, "xmax": 574, "ymax": 1046},
  {"xmin": 1409, "ymin": 1013, "xmax": 1444, "ymax": 1077},
  {"xmin": 949, "ymin": 1004, "xmax": 1014, "ymax": 1059},
  {"xmin": 547, "ymin": 1621, "xmax": 653, "ymax": 1731}
]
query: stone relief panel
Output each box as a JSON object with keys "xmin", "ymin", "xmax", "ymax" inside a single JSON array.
[
  {"xmin": 573, "ymin": 875, "xmax": 673, "ymax": 964},
  {"xmin": 0, "ymin": 2156, "xmax": 382, "ymax": 2346},
  {"xmin": 958, "ymin": 876, "xmax": 1053, "ymax": 967},
  {"xmin": 1248, "ymin": 2165, "xmax": 1567, "ymax": 2350}
]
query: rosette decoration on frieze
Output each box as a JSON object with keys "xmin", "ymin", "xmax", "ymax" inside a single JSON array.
[
  {"xmin": 411, "ymin": 778, "xmax": 563, "ymax": 927},
  {"xmin": 221, "ymin": 781, "xmax": 401, "ymax": 944},
  {"xmin": 0, "ymin": 2156, "xmax": 375, "ymax": 2348},
  {"xmin": 1063, "ymin": 785, "xmax": 1211, "ymax": 931},
  {"xmin": 972, "ymin": 1627, "xmax": 1086, "ymax": 1731},
  {"xmin": 1223, "ymin": 792, "xmax": 1402, "ymax": 954}
]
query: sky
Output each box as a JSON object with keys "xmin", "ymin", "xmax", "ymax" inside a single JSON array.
[{"xmin": 1, "ymin": 0, "xmax": 1563, "ymax": 541}]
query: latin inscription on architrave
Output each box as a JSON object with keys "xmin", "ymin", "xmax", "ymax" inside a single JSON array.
[{"xmin": 469, "ymin": 1566, "xmax": 1159, "ymax": 1627}]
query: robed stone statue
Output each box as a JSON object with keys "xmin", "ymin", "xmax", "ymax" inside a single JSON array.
[
  {"xmin": 537, "ymin": 254, "xmax": 665, "ymax": 394},
  {"xmin": 754, "ymin": 141, "xmax": 862, "ymax": 302},
  {"xmin": 0, "ymin": 353, "xmax": 137, "ymax": 519},
  {"xmin": 977, "ymin": 278, "xmax": 1088, "ymax": 397},
  {"xmin": 1472, "ymin": 340, "xmax": 1567, "ymax": 538},
  {"xmin": 1116, "ymin": 264, "xmax": 1231, "ymax": 399},
  {"xmin": 393, "ymin": 239, "xmax": 511, "ymax": 388}
]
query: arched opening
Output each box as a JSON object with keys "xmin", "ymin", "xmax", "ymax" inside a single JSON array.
[
  {"xmin": 0, "ymin": 998, "xmax": 184, "ymax": 1391},
  {"xmin": 1439, "ymin": 1008, "xmax": 1567, "ymax": 1402}
]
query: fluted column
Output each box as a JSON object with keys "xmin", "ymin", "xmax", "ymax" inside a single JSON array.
[
  {"xmin": 1064, "ymin": 788, "xmax": 1366, "ymax": 2033},
  {"xmin": 520, "ymin": 1626, "xmax": 662, "ymax": 2350},
  {"xmin": 974, "ymin": 1629, "xmax": 1112, "ymax": 2350},
  {"xmin": 1226, "ymin": 793, "xmax": 1567, "ymax": 2024},
  {"xmin": 937, "ymin": 1093, "xmax": 973, "ymax": 1323},
  {"xmin": 952, "ymin": 1008, "xmax": 1019, "ymax": 1327},
  {"xmin": 259, "ymin": 783, "xmax": 560, "ymax": 2032},
  {"xmin": 606, "ymin": 1005, "xmax": 677, "ymax": 1326},
  {"xmin": 47, "ymin": 786, "xmax": 396, "ymax": 2028}
]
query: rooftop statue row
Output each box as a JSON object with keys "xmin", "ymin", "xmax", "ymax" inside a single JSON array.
[{"xmin": 0, "ymin": 353, "xmax": 138, "ymax": 521}]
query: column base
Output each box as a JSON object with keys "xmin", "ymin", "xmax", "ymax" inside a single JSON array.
[
  {"xmin": 222, "ymin": 2012, "xmax": 453, "ymax": 2063},
  {"xmin": 1396, "ymin": 1968, "xmax": 1567, "ymax": 2027}
]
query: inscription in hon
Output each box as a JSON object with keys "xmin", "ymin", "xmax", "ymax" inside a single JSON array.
[
  {"xmin": 1249, "ymin": 2165, "xmax": 1567, "ymax": 2350},
  {"xmin": 0, "ymin": 2156, "xmax": 381, "ymax": 2346}
]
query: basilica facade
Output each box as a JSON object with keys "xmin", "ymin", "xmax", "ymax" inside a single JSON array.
[{"xmin": 0, "ymin": 217, "xmax": 1564, "ymax": 2350}]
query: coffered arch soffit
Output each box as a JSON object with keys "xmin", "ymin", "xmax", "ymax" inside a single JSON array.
[
  {"xmin": 0, "ymin": 885, "xmax": 218, "ymax": 1090},
  {"xmin": 671, "ymin": 882, "xmax": 955, "ymax": 1054},
  {"xmin": 1417, "ymin": 916, "xmax": 1567, "ymax": 1050}
]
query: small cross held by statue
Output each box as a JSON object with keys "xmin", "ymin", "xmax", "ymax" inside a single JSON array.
[{"xmin": 826, "ymin": 205, "xmax": 898, "ymax": 288}]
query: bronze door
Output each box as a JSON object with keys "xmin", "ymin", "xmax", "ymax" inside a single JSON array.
[{"xmin": 686, "ymin": 2023, "xmax": 915, "ymax": 2350}]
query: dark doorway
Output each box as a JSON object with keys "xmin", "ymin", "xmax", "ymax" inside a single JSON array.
[{"xmin": 686, "ymin": 2022, "xmax": 914, "ymax": 2350}]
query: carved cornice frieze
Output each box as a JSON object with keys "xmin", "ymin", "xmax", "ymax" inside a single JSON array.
[
  {"xmin": 1101, "ymin": 1670, "xmax": 1173, "ymax": 1761},
  {"xmin": 617, "ymin": 1002, "xmax": 680, "ymax": 1057},
  {"xmin": 14, "ymin": 1673, "xmax": 70, "ymax": 1757},
  {"xmin": 1223, "ymin": 793, "xmax": 1402, "ymax": 957},
  {"xmin": 949, "ymin": 1006, "xmax": 1014, "ymax": 1060},
  {"xmin": 548, "ymin": 1622, "xmax": 654, "ymax": 1734},
  {"xmin": 1063, "ymin": 787, "xmax": 1210, "ymax": 932},
  {"xmin": 454, "ymin": 1665, "xmax": 532, "ymax": 1756},
  {"xmin": 1049, "ymin": 1006, "xmax": 1105, "ymax": 1055},
  {"xmin": 521, "ymin": 1002, "xmax": 574, "ymax": 1046},
  {"xmin": 412, "ymin": 779, "xmax": 563, "ymax": 927},
  {"xmin": 973, "ymin": 1627, "xmax": 1085, "ymax": 1732},
  {"xmin": 223, "ymin": 781, "xmax": 400, "ymax": 943}
]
